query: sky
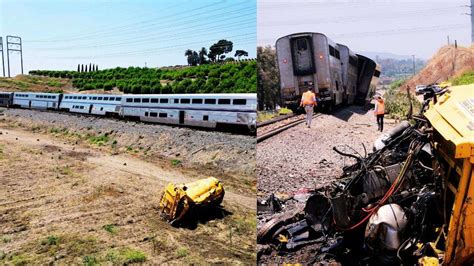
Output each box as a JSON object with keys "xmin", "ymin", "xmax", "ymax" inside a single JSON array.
[
  {"xmin": 0, "ymin": 0, "xmax": 256, "ymax": 75},
  {"xmin": 258, "ymin": 0, "xmax": 472, "ymax": 59}
]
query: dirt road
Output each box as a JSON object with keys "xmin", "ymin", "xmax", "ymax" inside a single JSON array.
[{"xmin": 0, "ymin": 126, "xmax": 256, "ymax": 264}]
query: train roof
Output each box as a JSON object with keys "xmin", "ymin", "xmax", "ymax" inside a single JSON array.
[
  {"xmin": 275, "ymin": 32, "xmax": 339, "ymax": 46},
  {"xmin": 121, "ymin": 93, "xmax": 256, "ymax": 98},
  {"xmin": 13, "ymin": 91, "xmax": 62, "ymax": 95}
]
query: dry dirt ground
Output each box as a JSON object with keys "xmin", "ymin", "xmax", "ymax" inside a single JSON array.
[
  {"xmin": 0, "ymin": 113, "xmax": 256, "ymax": 264},
  {"xmin": 257, "ymin": 105, "xmax": 398, "ymax": 264}
]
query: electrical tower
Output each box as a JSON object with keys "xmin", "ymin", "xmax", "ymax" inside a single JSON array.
[
  {"xmin": 0, "ymin": 37, "xmax": 5, "ymax": 77},
  {"xmin": 6, "ymin": 35, "xmax": 23, "ymax": 78}
]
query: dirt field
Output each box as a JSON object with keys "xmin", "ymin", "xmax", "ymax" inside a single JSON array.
[
  {"xmin": 0, "ymin": 114, "xmax": 256, "ymax": 264},
  {"xmin": 257, "ymin": 105, "xmax": 398, "ymax": 264}
]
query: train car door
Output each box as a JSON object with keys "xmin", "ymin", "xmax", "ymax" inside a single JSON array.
[
  {"xmin": 290, "ymin": 37, "xmax": 315, "ymax": 76},
  {"xmin": 179, "ymin": 111, "xmax": 185, "ymax": 124},
  {"xmin": 89, "ymin": 105, "xmax": 93, "ymax": 114},
  {"xmin": 29, "ymin": 100, "xmax": 32, "ymax": 108}
]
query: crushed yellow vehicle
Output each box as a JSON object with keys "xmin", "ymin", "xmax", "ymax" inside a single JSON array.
[
  {"xmin": 158, "ymin": 177, "xmax": 225, "ymax": 224},
  {"xmin": 424, "ymin": 84, "xmax": 474, "ymax": 265}
]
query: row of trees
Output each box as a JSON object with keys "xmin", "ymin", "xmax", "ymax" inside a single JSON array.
[
  {"xmin": 77, "ymin": 63, "xmax": 99, "ymax": 73},
  {"xmin": 29, "ymin": 60, "xmax": 256, "ymax": 94},
  {"xmin": 184, "ymin": 39, "xmax": 248, "ymax": 66}
]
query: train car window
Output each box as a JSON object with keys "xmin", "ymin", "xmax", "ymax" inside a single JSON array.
[
  {"xmin": 159, "ymin": 113, "xmax": 167, "ymax": 118},
  {"xmin": 329, "ymin": 46, "xmax": 335, "ymax": 57},
  {"xmin": 83, "ymin": 96, "xmax": 87, "ymax": 100},
  {"xmin": 374, "ymin": 70, "xmax": 381, "ymax": 78},
  {"xmin": 159, "ymin": 99, "xmax": 168, "ymax": 103},
  {"xmin": 65, "ymin": 96, "xmax": 69, "ymax": 99},
  {"xmin": 142, "ymin": 98, "xmax": 150, "ymax": 103},
  {"xmin": 80, "ymin": 106, "xmax": 84, "ymax": 109},
  {"xmin": 150, "ymin": 112, "xmax": 158, "ymax": 117},
  {"xmin": 126, "ymin": 98, "xmax": 132, "ymax": 102},
  {"xmin": 192, "ymin": 99, "xmax": 203, "ymax": 104},
  {"xmin": 205, "ymin": 99, "xmax": 216, "ymax": 104},
  {"xmin": 103, "ymin": 97, "xmax": 109, "ymax": 101},
  {"xmin": 203, "ymin": 115, "xmax": 209, "ymax": 121},
  {"xmin": 98, "ymin": 97, "xmax": 103, "ymax": 100},
  {"xmin": 93, "ymin": 97, "xmax": 98, "ymax": 100},
  {"xmin": 145, "ymin": 112, "xmax": 149, "ymax": 117},
  {"xmin": 335, "ymin": 49, "xmax": 340, "ymax": 59},
  {"xmin": 133, "ymin": 98, "xmax": 140, "ymax": 103},
  {"xmin": 174, "ymin": 99, "xmax": 179, "ymax": 103},
  {"xmin": 150, "ymin": 98, "xmax": 158, "ymax": 103},
  {"xmin": 296, "ymin": 39, "xmax": 307, "ymax": 51},
  {"xmin": 181, "ymin": 99, "xmax": 190, "ymax": 104},
  {"xmin": 109, "ymin": 97, "xmax": 115, "ymax": 101},
  {"xmin": 116, "ymin": 97, "xmax": 121, "ymax": 101},
  {"xmin": 218, "ymin": 99, "xmax": 231, "ymax": 105},
  {"xmin": 233, "ymin": 99, "xmax": 247, "ymax": 105},
  {"xmin": 73, "ymin": 96, "xmax": 78, "ymax": 99}
]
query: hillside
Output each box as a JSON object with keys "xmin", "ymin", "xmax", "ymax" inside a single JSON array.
[
  {"xmin": 404, "ymin": 45, "xmax": 474, "ymax": 91},
  {"xmin": 28, "ymin": 61, "xmax": 257, "ymax": 94},
  {"xmin": 0, "ymin": 75, "xmax": 73, "ymax": 93}
]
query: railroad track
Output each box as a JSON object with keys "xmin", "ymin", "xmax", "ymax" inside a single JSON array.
[
  {"xmin": 257, "ymin": 113, "xmax": 296, "ymax": 128},
  {"xmin": 257, "ymin": 114, "xmax": 321, "ymax": 143}
]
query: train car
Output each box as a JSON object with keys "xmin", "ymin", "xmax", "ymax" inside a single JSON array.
[
  {"xmin": 13, "ymin": 92, "xmax": 62, "ymax": 110},
  {"xmin": 355, "ymin": 54, "xmax": 379, "ymax": 105},
  {"xmin": 0, "ymin": 92, "xmax": 13, "ymax": 107},
  {"xmin": 337, "ymin": 44, "xmax": 359, "ymax": 105},
  {"xmin": 276, "ymin": 32, "xmax": 344, "ymax": 111},
  {"xmin": 120, "ymin": 93, "xmax": 256, "ymax": 129},
  {"xmin": 60, "ymin": 94, "xmax": 122, "ymax": 116}
]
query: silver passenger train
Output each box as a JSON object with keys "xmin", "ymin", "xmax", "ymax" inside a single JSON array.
[
  {"xmin": 0, "ymin": 92, "xmax": 257, "ymax": 131},
  {"xmin": 276, "ymin": 32, "xmax": 381, "ymax": 111}
]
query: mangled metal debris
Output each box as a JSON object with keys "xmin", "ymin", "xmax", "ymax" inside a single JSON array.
[{"xmin": 258, "ymin": 85, "xmax": 474, "ymax": 264}]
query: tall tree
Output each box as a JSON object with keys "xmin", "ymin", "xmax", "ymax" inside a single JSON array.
[
  {"xmin": 198, "ymin": 47, "xmax": 208, "ymax": 64},
  {"xmin": 191, "ymin": 51, "xmax": 199, "ymax": 66},
  {"xmin": 185, "ymin": 49, "xmax": 194, "ymax": 66},
  {"xmin": 89, "ymin": 63, "xmax": 92, "ymax": 72},
  {"xmin": 235, "ymin": 50, "xmax": 249, "ymax": 60},
  {"xmin": 257, "ymin": 46, "xmax": 280, "ymax": 110},
  {"xmin": 85, "ymin": 65, "xmax": 88, "ymax": 72},
  {"xmin": 209, "ymin": 39, "xmax": 233, "ymax": 62},
  {"xmin": 81, "ymin": 64, "xmax": 84, "ymax": 72},
  {"xmin": 77, "ymin": 64, "xmax": 80, "ymax": 72}
]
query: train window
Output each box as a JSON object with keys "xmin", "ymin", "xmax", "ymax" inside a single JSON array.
[
  {"xmin": 93, "ymin": 97, "xmax": 98, "ymax": 100},
  {"xmin": 103, "ymin": 97, "xmax": 109, "ymax": 101},
  {"xmin": 150, "ymin": 112, "xmax": 158, "ymax": 117},
  {"xmin": 65, "ymin": 96, "xmax": 69, "ymax": 99},
  {"xmin": 142, "ymin": 98, "xmax": 150, "ymax": 103},
  {"xmin": 126, "ymin": 98, "xmax": 133, "ymax": 102},
  {"xmin": 329, "ymin": 45, "xmax": 335, "ymax": 57},
  {"xmin": 73, "ymin": 96, "xmax": 78, "ymax": 99},
  {"xmin": 98, "ymin": 97, "xmax": 103, "ymax": 100},
  {"xmin": 160, "ymin": 99, "xmax": 168, "ymax": 103},
  {"xmin": 150, "ymin": 98, "xmax": 158, "ymax": 103},
  {"xmin": 192, "ymin": 99, "xmax": 203, "ymax": 104},
  {"xmin": 296, "ymin": 39, "xmax": 307, "ymax": 51},
  {"xmin": 145, "ymin": 112, "xmax": 149, "ymax": 117},
  {"xmin": 218, "ymin": 99, "xmax": 231, "ymax": 105},
  {"xmin": 133, "ymin": 98, "xmax": 140, "ymax": 103},
  {"xmin": 80, "ymin": 106, "xmax": 84, "ymax": 109},
  {"xmin": 181, "ymin": 99, "xmax": 190, "ymax": 104},
  {"xmin": 205, "ymin": 99, "xmax": 216, "ymax": 104},
  {"xmin": 174, "ymin": 99, "xmax": 179, "ymax": 103},
  {"xmin": 203, "ymin": 115, "xmax": 209, "ymax": 121},
  {"xmin": 233, "ymin": 99, "xmax": 247, "ymax": 105},
  {"xmin": 335, "ymin": 49, "xmax": 340, "ymax": 59},
  {"xmin": 159, "ymin": 113, "xmax": 167, "ymax": 118},
  {"xmin": 374, "ymin": 70, "xmax": 381, "ymax": 78},
  {"xmin": 116, "ymin": 97, "xmax": 121, "ymax": 101},
  {"xmin": 109, "ymin": 97, "xmax": 115, "ymax": 101}
]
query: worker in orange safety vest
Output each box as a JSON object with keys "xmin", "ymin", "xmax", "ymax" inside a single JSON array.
[
  {"xmin": 300, "ymin": 87, "xmax": 317, "ymax": 128},
  {"xmin": 374, "ymin": 95, "xmax": 385, "ymax": 132}
]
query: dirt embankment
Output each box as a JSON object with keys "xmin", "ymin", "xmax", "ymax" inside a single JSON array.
[
  {"xmin": 404, "ymin": 45, "xmax": 474, "ymax": 90},
  {"xmin": 0, "ymin": 114, "xmax": 256, "ymax": 264}
]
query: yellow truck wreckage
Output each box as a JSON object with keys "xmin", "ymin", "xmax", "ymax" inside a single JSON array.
[{"xmin": 159, "ymin": 177, "xmax": 225, "ymax": 224}]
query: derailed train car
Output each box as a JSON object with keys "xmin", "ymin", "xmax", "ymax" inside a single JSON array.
[
  {"xmin": 276, "ymin": 32, "xmax": 380, "ymax": 111},
  {"xmin": 0, "ymin": 92, "xmax": 13, "ymax": 107}
]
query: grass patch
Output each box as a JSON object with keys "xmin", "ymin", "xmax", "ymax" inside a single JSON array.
[
  {"xmin": 102, "ymin": 224, "xmax": 117, "ymax": 234},
  {"xmin": 88, "ymin": 134, "xmax": 110, "ymax": 146},
  {"xmin": 46, "ymin": 80, "xmax": 63, "ymax": 87},
  {"xmin": 450, "ymin": 71, "xmax": 474, "ymax": 86},
  {"xmin": 175, "ymin": 247, "xmax": 188, "ymax": 258},
  {"xmin": 10, "ymin": 254, "xmax": 31, "ymax": 266},
  {"xmin": 105, "ymin": 248, "xmax": 146, "ymax": 264},
  {"xmin": 41, "ymin": 235, "xmax": 59, "ymax": 246},
  {"xmin": 82, "ymin": 255, "xmax": 97, "ymax": 266},
  {"xmin": 2, "ymin": 236, "xmax": 11, "ymax": 243},
  {"xmin": 0, "ymin": 144, "xmax": 4, "ymax": 159},
  {"xmin": 171, "ymin": 159, "xmax": 181, "ymax": 167},
  {"xmin": 231, "ymin": 215, "xmax": 257, "ymax": 235}
]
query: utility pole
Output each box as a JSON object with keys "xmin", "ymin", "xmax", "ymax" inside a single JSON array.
[
  {"xmin": 412, "ymin": 55, "xmax": 416, "ymax": 76},
  {"xmin": 447, "ymin": 35, "xmax": 450, "ymax": 45},
  {"xmin": 6, "ymin": 36, "xmax": 23, "ymax": 78},
  {"xmin": 0, "ymin": 37, "xmax": 5, "ymax": 77}
]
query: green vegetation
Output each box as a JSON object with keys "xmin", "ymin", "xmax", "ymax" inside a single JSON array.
[
  {"xmin": 87, "ymin": 134, "xmax": 110, "ymax": 146},
  {"xmin": 105, "ymin": 248, "xmax": 146, "ymax": 264},
  {"xmin": 384, "ymin": 82, "xmax": 422, "ymax": 119},
  {"xmin": 171, "ymin": 159, "xmax": 182, "ymax": 167},
  {"xmin": 450, "ymin": 71, "xmax": 474, "ymax": 86},
  {"xmin": 0, "ymin": 144, "xmax": 4, "ymax": 159},
  {"xmin": 389, "ymin": 78, "xmax": 407, "ymax": 90},
  {"xmin": 29, "ymin": 60, "xmax": 256, "ymax": 94},
  {"xmin": 41, "ymin": 235, "xmax": 59, "ymax": 246},
  {"xmin": 0, "ymin": 76, "xmax": 67, "ymax": 92},
  {"xmin": 102, "ymin": 224, "xmax": 117, "ymax": 234},
  {"xmin": 82, "ymin": 255, "xmax": 98, "ymax": 266},
  {"xmin": 257, "ymin": 46, "xmax": 280, "ymax": 110},
  {"xmin": 257, "ymin": 108, "xmax": 293, "ymax": 122},
  {"xmin": 175, "ymin": 247, "xmax": 188, "ymax": 258}
]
